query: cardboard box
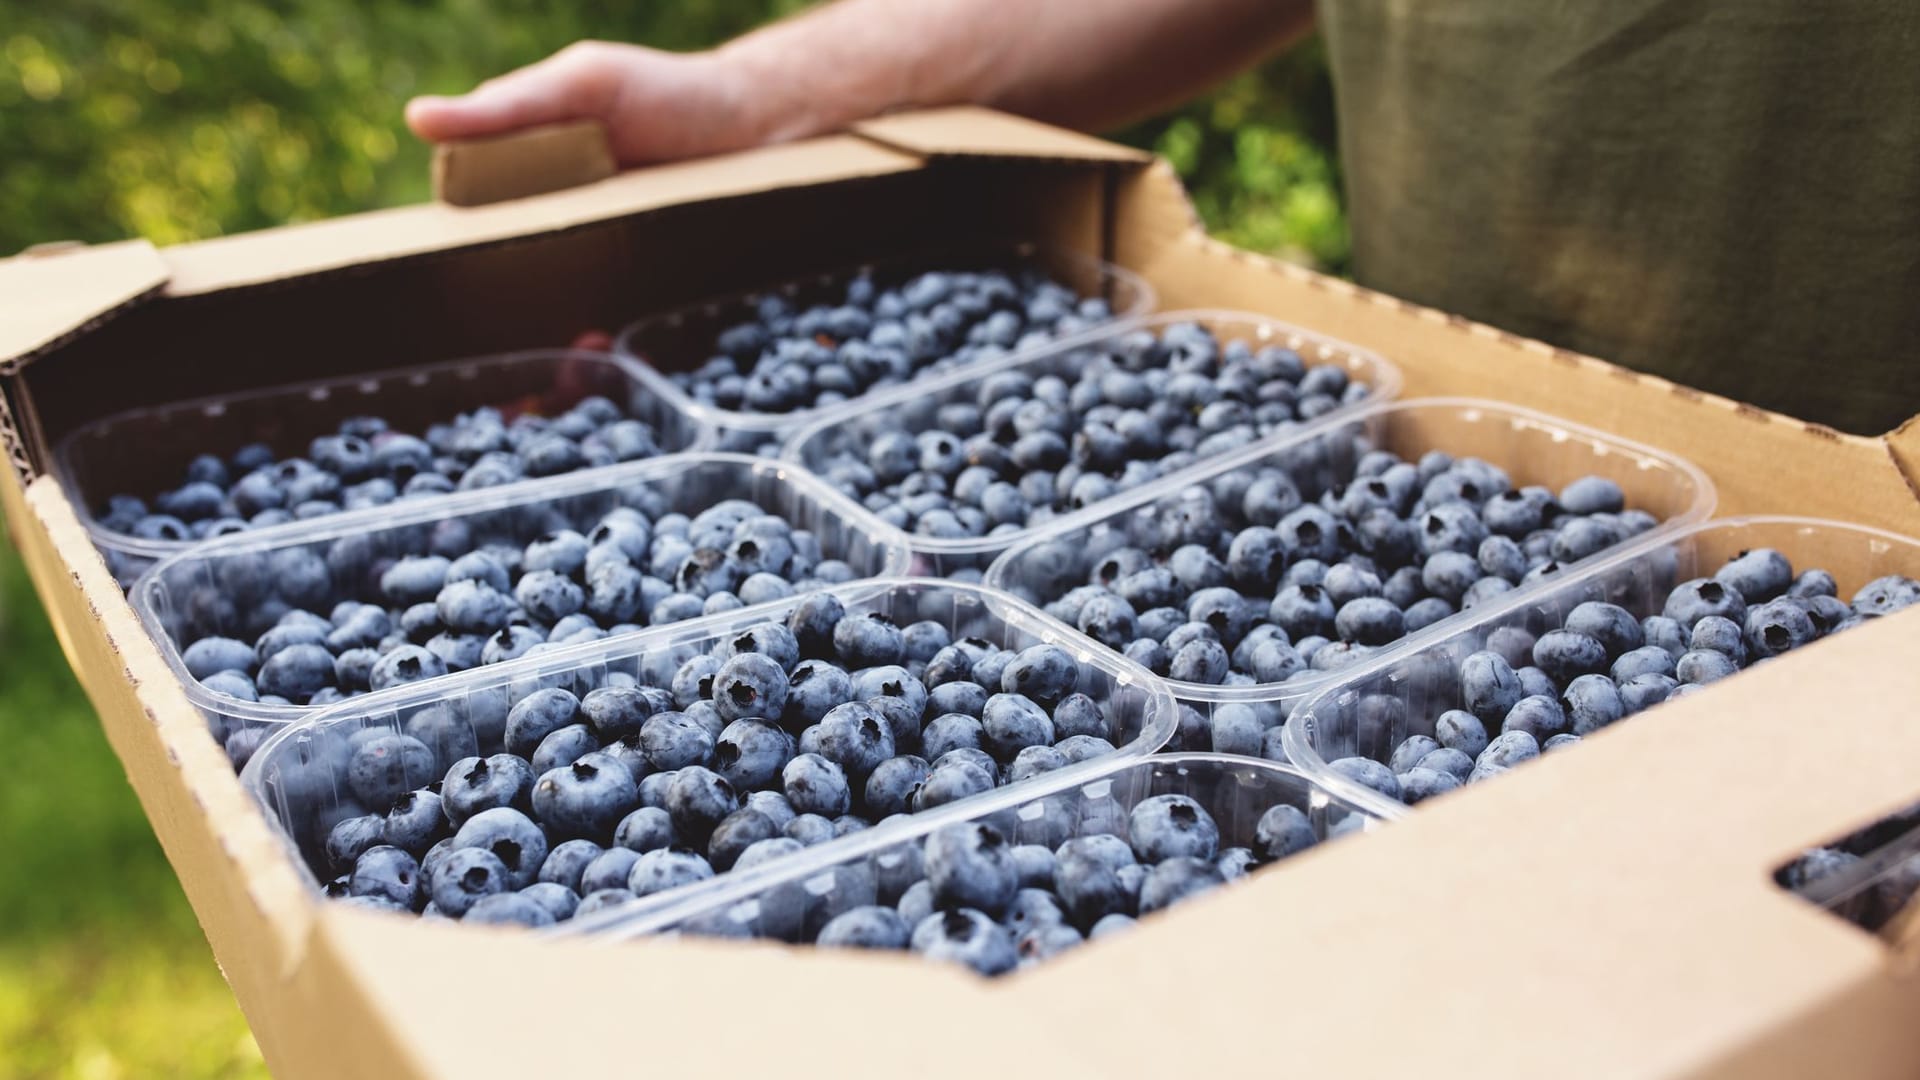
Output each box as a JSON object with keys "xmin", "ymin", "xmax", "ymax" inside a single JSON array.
[{"xmin": 6, "ymin": 107, "xmax": 1920, "ymax": 1079}]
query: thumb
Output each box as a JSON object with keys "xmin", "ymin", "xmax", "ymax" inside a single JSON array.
[{"xmin": 406, "ymin": 43, "xmax": 631, "ymax": 143}]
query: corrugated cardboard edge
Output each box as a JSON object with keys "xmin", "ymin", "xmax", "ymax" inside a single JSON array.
[
  {"xmin": 853, "ymin": 106, "xmax": 1153, "ymax": 164},
  {"xmin": 431, "ymin": 119, "xmax": 617, "ymax": 207}
]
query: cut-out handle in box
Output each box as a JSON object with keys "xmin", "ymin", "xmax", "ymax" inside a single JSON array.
[{"xmin": 432, "ymin": 119, "xmax": 617, "ymax": 206}]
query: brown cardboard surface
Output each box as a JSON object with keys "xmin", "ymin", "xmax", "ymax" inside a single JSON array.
[
  {"xmin": 0, "ymin": 240, "xmax": 169, "ymax": 371},
  {"xmin": 431, "ymin": 119, "xmax": 616, "ymax": 207},
  {"xmin": 853, "ymin": 105, "xmax": 1153, "ymax": 164},
  {"xmin": 160, "ymin": 135, "xmax": 920, "ymax": 296},
  {"xmin": 10, "ymin": 109, "xmax": 1920, "ymax": 1080},
  {"xmin": 1111, "ymin": 161, "xmax": 1920, "ymax": 536}
]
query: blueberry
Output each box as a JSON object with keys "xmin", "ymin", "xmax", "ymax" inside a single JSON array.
[
  {"xmin": 864, "ymin": 755, "xmax": 931, "ymax": 816},
  {"xmin": 452, "ymin": 806, "xmax": 549, "ymax": 890},
  {"xmin": 504, "ymin": 688, "xmax": 582, "ymax": 758},
  {"xmin": 800, "ymin": 702, "xmax": 895, "ymax": 780},
  {"xmin": 326, "ymin": 815, "xmax": 388, "ymax": 873},
  {"xmin": 533, "ymin": 754, "xmax": 641, "ymax": 841},
  {"xmin": 369, "ymin": 645, "xmax": 449, "ymax": 692},
  {"xmin": 1563, "ymin": 602, "xmax": 1643, "ymax": 658},
  {"xmin": 639, "ymin": 712, "xmax": 714, "ymax": 772},
  {"xmin": 1334, "ymin": 597, "xmax": 1406, "ymax": 647},
  {"xmin": 707, "ymin": 809, "xmax": 783, "ymax": 871},
  {"xmin": 712, "ymin": 719, "xmax": 792, "ymax": 791},
  {"xmin": 817, "ymin": 905, "xmax": 912, "ymax": 949},
  {"xmin": 1128, "ymin": 794, "xmax": 1222, "ymax": 864},
  {"xmin": 913, "ymin": 758, "xmax": 996, "ymax": 812},
  {"xmin": 1328, "ymin": 757, "xmax": 1401, "ymax": 801},
  {"xmin": 1532, "ymin": 631, "xmax": 1609, "ymax": 683},
  {"xmin": 1137, "ymin": 857, "xmax": 1227, "ymax": 914},
  {"xmin": 427, "ymin": 847, "xmax": 510, "ymax": 917},
  {"xmin": 1562, "ymin": 674, "xmax": 1625, "ymax": 734},
  {"xmin": 1609, "ymin": 645, "xmax": 1677, "ymax": 684},
  {"xmin": 1459, "ymin": 651, "xmax": 1523, "ymax": 724},
  {"xmin": 347, "ymin": 734, "xmax": 436, "ymax": 810},
  {"xmin": 627, "ymin": 848, "xmax": 715, "ymax": 897},
  {"xmin": 998, "ymin": 644, "xmax": 1078, "ymax": 707},
  {"xmin": 664, "ymin": 766, "xmax": 739, "ymax": 844},
  {"xmin": 183, "ymin": 636, "xmax": 256, "ymax": 680},
  {"xmin": 1675, "ymin": 649, "xmax": 1740, "ymax": 685},
  {"xmin": 538, "ymin": 839, "xmax": 605, "ymax": 892},
  {"xmin": 834, "ymin": 612, "xmax": 905, "ymax": 668},
  {"xmin": 924, "ymin": 823, "xmax": 1018, "ymax": 917},
  {"xmin": 1715, "ymin": 548, "xmax": 1793, "ymax": 603},
  {"xmin": 980, "ymin": 694, "xmax": 1054, "ymax": 760},
  {"xmin": 348, "ymin": 846, "xmax": 422, "ymax": 910},
  {"xmin": 1747, "ymin": 598, "xmax": 1818, "ymax": 657},
  {"xmin": 1558, "ymin": 476, "xmax": 1624, "ymax": 516},
  {"xmin": 1663, "ymin": 578, "xmax": 1749, "ymax": 630},
  {"xmin": 441, "ymin": 754, "xmax": 534, "ymax": 827},
  {"xmin": 712, "ymin": 652, "xmax": 788, "ymax": 724},
  {"xmin": 1618, "ymin": 673, "xmax": 1678, "ymax": 713},
  {"xmin": 381, "ymin": 789, "xmax": 447, "ymax": 856},
  {"xmin": 1477, "ymin": 729, "xmax": 1541, "ymax": 771},
  {"xmin": 912, "ymin": 909, "xmax": 1017, "ymax": 975}
]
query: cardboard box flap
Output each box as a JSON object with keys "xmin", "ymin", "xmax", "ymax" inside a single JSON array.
[
  {"xmin": 159, "ymin": 133, "xmax": 924, "ymax": 297},
  {"xmin": 0, "ymin": 240, "xmax": 170, "ymax": 374},
  {"xmin": 1882, "ymin": 413, "xmax": 1920, "ymax": 503},
  {"xmin": 853, "ymin": 106, "xmax": 1153, "ymax": 165},
  {"xmin": 431, "ymin": 119, "xmax": 617, "ymax": 208}
]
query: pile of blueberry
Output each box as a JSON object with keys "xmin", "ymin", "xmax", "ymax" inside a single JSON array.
[
  {"xmin": 1327, "ymin": 549, "xmax": 1920, "ymax": 807},
  {"xmin": 97, "ymin": 397, "xmax": 668, "ymax": 546},
  {"xmin": 811, "ymin": 322, "xmax": 1372, "ymax": 540},
  {"xmin": 1014, "ymin": 447, "xmax": 1659, "ymax": 707},
  {"xmin": 286, "ymin": 594, "xmax": 1141, "ymax": 926},
  {"xmin": 664, "ymin": 793, "xmax": 1359, "ymax": 973},
  {"xmin": 177, "ymin": 497, "xmax": 856, "ymax": 767},
  {"xmin": 667, "ymin": 267, "xmax": 1112, "ymax": 425}
]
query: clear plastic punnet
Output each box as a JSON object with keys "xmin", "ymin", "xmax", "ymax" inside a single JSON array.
[
  {"xmin": 783, "ymin": 310, "xmax": 1404, "ymax": 577},
  {"xmin": 133, "ymin": 454, "xmax": 909, "ymax": 756},
  {"xmin": 983, "ymin": 398, "xmax": 1716, "ymax": 749},
  {"xmin": 56, "ymin": 348, "xmax": 711, "ymax": 588},
  {"xmin": 1283, "ymin": 516, "xmax": 1920, "ymax": 819},
  {"xmin": 239, "ymin": 579, "xmax": 1179, "ymax": 919},
  {"xmin": 564, "ymin": 753, "xmax": 1382, "ymax": 962},
  {"xmin": 614, "ymin": 241, "xmax": 1153, "ymax": 455}
]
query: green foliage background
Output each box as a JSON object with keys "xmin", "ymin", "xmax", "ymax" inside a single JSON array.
[{"xmin": 0, "ymin": 3, "xmax": 1343, "ymax": 1076}]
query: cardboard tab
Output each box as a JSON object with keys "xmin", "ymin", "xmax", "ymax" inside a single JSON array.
[
  {"xmin": 432, "ymin": 120, "xmax": 618, "ymax": 207},
  {"xmin": 0, "ymin": 240, "xmax": 169, "ymax": 372},
  {"xmin": 854, "ymin": 106, "xmax": 1152, "ymax": 164}
]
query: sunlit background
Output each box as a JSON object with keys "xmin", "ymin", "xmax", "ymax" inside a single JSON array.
[{"xmin": 0, "ymin": 4, "xmax": 1344, "ymax": 1075}]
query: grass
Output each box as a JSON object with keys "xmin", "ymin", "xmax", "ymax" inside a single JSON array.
[{"xmin": 0, "ymin": 517, "xmax": 267, "ymax": 1079}]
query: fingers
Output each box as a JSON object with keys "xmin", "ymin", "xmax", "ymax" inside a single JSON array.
[{"xmin": 405, "ymin": 42, "xmax": 633, "ymax": 143}]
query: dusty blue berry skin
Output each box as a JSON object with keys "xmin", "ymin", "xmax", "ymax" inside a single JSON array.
[
  {"xmin": 532, "ymin": 753, "xmax": 641, "ymax": 842},
  {"xmin": 428, "ymin": 847, "xmax": 510, "ymax": 917},
  {"xmin": 912, "ymin": 909, "xmax": 1019, "ymax": 975},
  {"xmin": 817, "ymin": 905, "xmax": 913, "ymax": 949},
  {"xmin": 1138, "ymin": 856, "xmax": 1228, "ymax": 914},
  {"xmin": 627, "ymin": 847, "xmax": 715, "ymax": 897},
  {"xmin": 1253, "ymin": 804, "xmax": 1318, "ymax": 861},
  {"xmin": 924, "ymin": 822, "xmax": 1019, "ymax": 917},
  {"xmin": 1128, "ymin": 794, "xmax": 1222, "ymax": 863},
  {"xmin": 452, "ymin": 807, "xmax": 550, "ymax": 891}
]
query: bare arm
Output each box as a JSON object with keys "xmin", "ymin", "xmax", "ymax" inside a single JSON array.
[{"xmin": 406, "ymin": 0, "xmax": 1314, "ymax": 165}]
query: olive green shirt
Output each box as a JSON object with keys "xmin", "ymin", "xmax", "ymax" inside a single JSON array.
[{"xmin": 1320, "ymin": 1, "xmax": 1920, "ymax": 434}]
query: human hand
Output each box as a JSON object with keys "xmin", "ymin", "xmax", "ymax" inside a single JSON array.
[{"xmin": 405, "ymin": 41, "xmax": 774, "ymax": 166}]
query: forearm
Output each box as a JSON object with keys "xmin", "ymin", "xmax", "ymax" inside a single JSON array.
[{"xmin": 719, "ymin": 0, "xmax": 1316, "ymax": 141}]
